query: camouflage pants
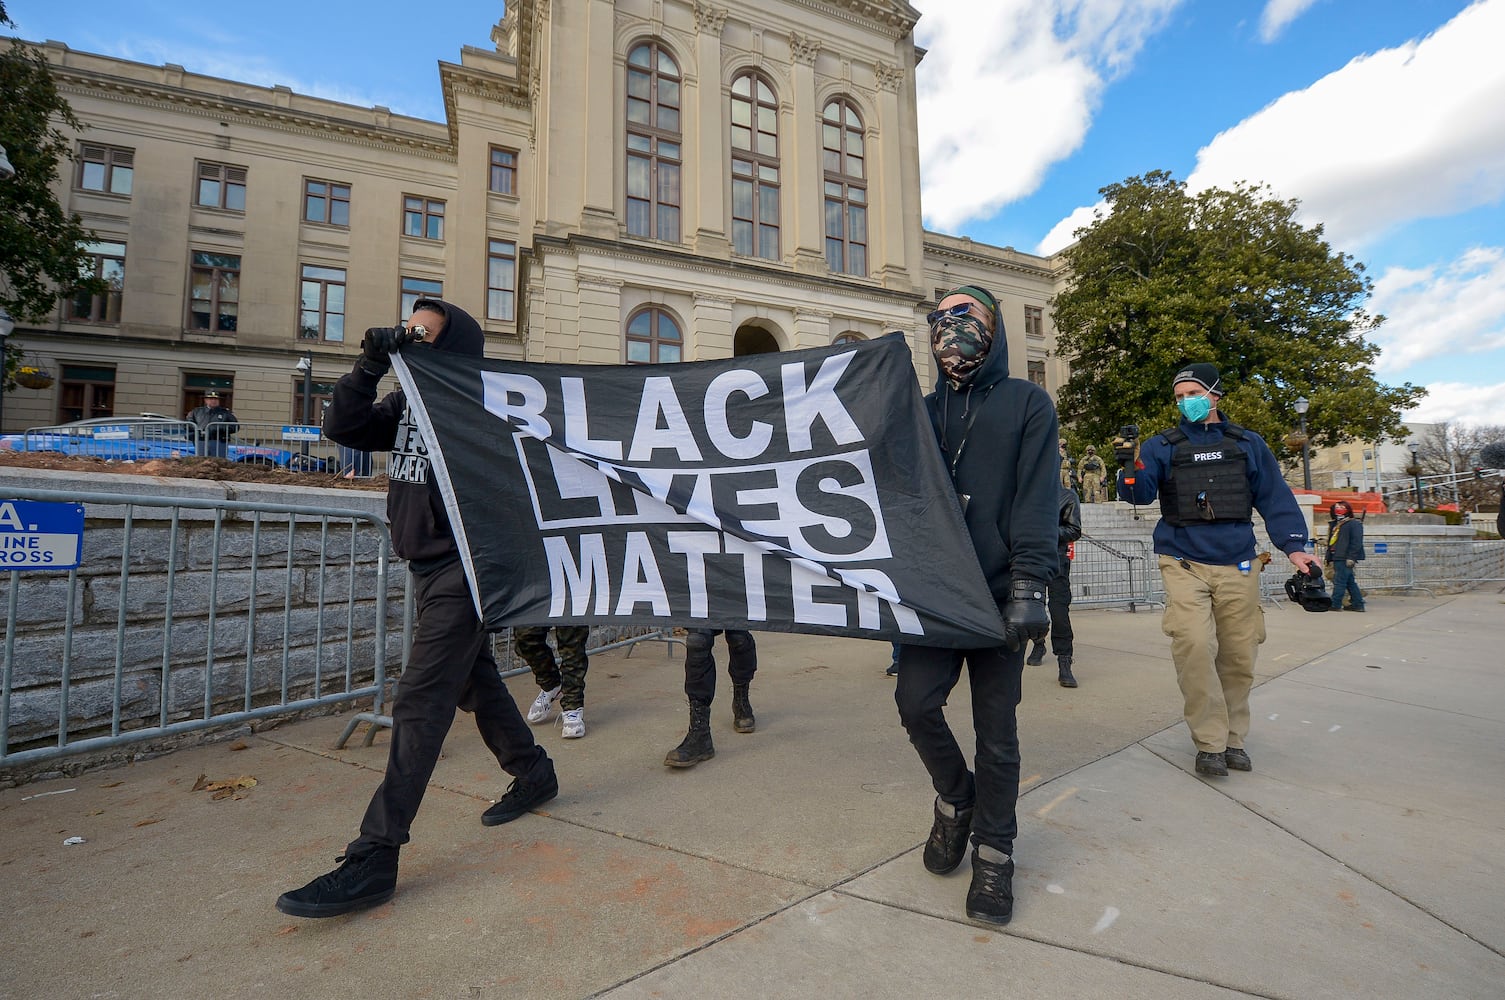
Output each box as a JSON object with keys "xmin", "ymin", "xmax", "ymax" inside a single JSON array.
[{"xmin": 514, "ymin": 626, "xmax": 591, "ymax": 711}]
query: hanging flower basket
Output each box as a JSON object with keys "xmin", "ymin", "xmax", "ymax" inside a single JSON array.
[{"xmin": 15, "ymin": 366, "xmax": 54, "ymax": 390}]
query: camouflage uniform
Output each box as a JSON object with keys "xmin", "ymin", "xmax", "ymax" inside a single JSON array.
[
  {"xmin": 1078, "ymin": 448, "xmax": 1107, "ymax": 504},
  {"xmin": 514, "ymin": 626, "xmax": 591, "ymax": 711}
]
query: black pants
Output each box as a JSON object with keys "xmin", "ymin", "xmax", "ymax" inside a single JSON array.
[
  {"xmin": 684, "ymin": 629, "xmax": 757, "ymax": 705},
  {"xmin": 894, "ymin": 643, "xmax": 1025, "ymax": 855},
  {"xmin": 348, "ymin": 561, "xmax": 551, "ymax": 856},
  {"xmin": 1048, "ymin": 560, "xmax": 1073, "ymax": 657}
]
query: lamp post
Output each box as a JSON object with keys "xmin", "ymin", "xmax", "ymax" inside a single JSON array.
[
  {"xmin": 1410, "ymin": 443, "xmax": 1424, "ymax": 509},
  {"xmin": 1294, "ymin": 396, "xmax": 1312, "ymax": 491},
  {"xmin": 295, "ymin": 352, "xmax": 313, "ymax": 462},
  {"xmin": 0, "ymin": 308, "xmax": 14, "ymax": 434}
]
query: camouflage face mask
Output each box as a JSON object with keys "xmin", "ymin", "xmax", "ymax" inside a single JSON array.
[{"xmin": 931, "ymin": 314, "xmax": 993, "ymax": 386}]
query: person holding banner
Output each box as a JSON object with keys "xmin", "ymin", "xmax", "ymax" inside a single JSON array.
[
  {"xmin": 276, "ymin": 299, "xmax": 558, "ymax": 919},
  {"xmin": 895, "ymin": 284, "xmax": 1059, "ymax": 927},
  {"xmin": 517, "ymin": 625, "xmax": 592, "ymax": 737},
  {"xmin": 663, "ymin": 628, "xmax": 757, "ymax": 767}
]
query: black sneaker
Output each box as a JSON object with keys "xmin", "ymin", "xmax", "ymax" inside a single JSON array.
[
  {"xmin": 1025, "ymin": 642, "xmax": 1046, "ymax": 666},
  {"xmin": 1224, "ymin": 748, "xmax": 1252, "ymax": 771},
  {"xmin": 922, "ymin": 797, "xmax": 973, "ymax": 875},
  {"xmin": 276, "ymin": 849, "xmax": 398, "ymax": 918},
  {"xmin": 965, "ymin": 848, "xmax": 1014, "ymax": 926},
  {"xmin": 482, "ymin": 770, "xmax": 559, "ymax": 826},
  {"xmin": 1195, "ymin": 751, "xmax": 1229, "ymax": 777}
]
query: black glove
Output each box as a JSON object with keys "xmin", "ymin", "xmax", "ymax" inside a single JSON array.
[
  {"xmin": 1001, "ymin": 576, "xmax": 1050, "ymax": 651},
  {"xmin": 360, "ymin": 326, "xmax": 416, "ymax": 369}
]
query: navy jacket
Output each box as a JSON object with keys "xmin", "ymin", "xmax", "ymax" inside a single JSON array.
[
  {"xmin": 1116, "ymin": 415, "xmax": 1308, "ymax": 566},
  {"xmin": 1327, "ymin": 516, "xmax": 1365, "ymax": 562}
]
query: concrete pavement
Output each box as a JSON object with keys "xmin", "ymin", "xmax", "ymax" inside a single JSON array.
[{"xmin": 2, "ymin": 588, "xmax": 1502, "ymax": 999}]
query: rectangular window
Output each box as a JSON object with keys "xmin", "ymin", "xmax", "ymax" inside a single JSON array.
[
  {"xmin": 293, "ymin": 380, "xmax": 338, "ymax": 423},
  {"xmin": 77, "ymin": 144, "xmax": 134, "ymax": 195},
  {"xmin": 188, "ymin": 251, "xmax": 241, "ymax": 333},
  {"xmin": 183, "ymin": 374, "xmax": 234, "ymax": 415},
  {"xmin": 1024, "ymin": 305, "xmax": 1044, "ymax": 339},
  {"xmin": 303, "ymin": 179, "xmax": 351, "ymax": 226},
  {"xmin": 57, "ymin": 365, "xmax": 116, "ymax": 423},
  {"xmin": 403, "ymin": 196, "xmax": 445, "ymax": 240},
  {"xmin": 400, "ymin": 276, "xmax": 443, "ymax": 318},
  {"xmin": 298, "ymin": 264, "xmax": 347, "ymax": 342},
  {"xmin": 1027, "ymin": 359, "xmax": 1047, "ymax": 388},
  {"xmin": 487, "ymin": 240, "xmax": 517, "ymax": 323},
  {"xmin": 489, "ymin": 146, "xmax": 518, "ymax": 195},
  {"xmin": 195, "ymin": 162, "xmax": 247, "ymax": 211},
  {"xmin": 68, "ymin": 240, "xmax": 126, "ymax": 323}
]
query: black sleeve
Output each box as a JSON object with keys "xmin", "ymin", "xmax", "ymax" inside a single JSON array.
[
  {"xmin": 322, "ymin": 360, "xmax": 405, "ymax": 453},
  {"xmin": 1007, "ymin": 387, "xmax": 1063, "ymax": 583},
  {"xmin": 1059, "ymin": 490, "xmax": 1082, "ymax": 545}
]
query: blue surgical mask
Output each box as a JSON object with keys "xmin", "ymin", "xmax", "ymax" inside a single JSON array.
[{"xmin": 1177, "ymin": 394, "xmax": 1212, "ymax": 422}]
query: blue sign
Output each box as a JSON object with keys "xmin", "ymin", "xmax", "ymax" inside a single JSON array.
[
  {"xmin": 0, "ymin": 500, "xmax": 85, "ymax": 570},
  {"xmin": 90, "ymin": 424, "xmax": 131, "ymax": 440},
  {"xmin": 281, "ymin": 425, "xmax": 322, "ymax": 442},
  {"xmin": 1373, "ymin": 542, "xmax": 1388, "ymax": 554}
]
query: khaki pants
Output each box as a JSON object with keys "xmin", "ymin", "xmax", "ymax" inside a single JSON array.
[{"xmin": 1158, "ymin": 555, "xmax": 1266, "ymax": 753}]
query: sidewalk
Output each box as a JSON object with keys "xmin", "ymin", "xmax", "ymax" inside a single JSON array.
[{"xmin": 3, "ymin": 590, "xmax": 1502, "ymax": 999}]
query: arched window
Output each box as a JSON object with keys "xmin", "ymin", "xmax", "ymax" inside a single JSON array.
[
  {"xmin": 626, "ymin": 42, "xmax": 682, "ymax": 242},
  {"xmin": 832, "ymin": 332, "xmax": 865, "ymax": 345},
  {"xmin": 822, "ymin": 98, "xmax": 867, "ymax": 276},
  {"xmin": 730, "ymin": 71, "xmax": 780, "ymax": 260},
  {"xmin": 626, "ymin": 308, "xmax": 682, "ymax": 363}
]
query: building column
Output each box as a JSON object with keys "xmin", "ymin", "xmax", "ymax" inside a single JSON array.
[
  {"xmin": 792, "ymin": 307, "xmax": 833, "ymax": 351},
  {"xmin": 580, "ymin": 0, "xmax": 619, "ymax": 237},
  {"xmin": 872, "ymin": 61, "xmax": 910, "ymax": 289},
  {"xmin": 787, "ymin": 32, "xmax": 826, "ymax": 275},
  {"xmin": 692, "ymin": 291, "xmax": 735, "ymax": 359},
  {"xmin": 692, "ymin": 3, "xmax": 730, "ymax": 256}
]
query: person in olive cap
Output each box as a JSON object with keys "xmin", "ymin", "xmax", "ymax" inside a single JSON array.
[
  {"xmin": 894, "ymin": 283, "xmax": 1058, "ymax": 927},
  {"xmin": 1114, "ymin": 362, "xmax": 1318, "ymax": 777}
]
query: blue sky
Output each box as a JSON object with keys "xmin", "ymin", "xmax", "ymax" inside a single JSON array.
[{"xmin": 18, "ymin": 0, "xmax": 1505, "ymax": 428}]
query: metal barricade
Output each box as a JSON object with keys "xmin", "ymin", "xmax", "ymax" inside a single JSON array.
[
  {"xmin": 224, "ymin": 421, "xmax": 388, "ymax": 479},
  {"xmin": 0, "ymin": 486, "xmax": 398, "ymax": 772},
  {"xmin": 335, "ymin": 623, "xmax": 683, "ymax": 747},
  {"xmin": 1071, "ymin": 536, "xmax": 1155, "ymax": 611}
]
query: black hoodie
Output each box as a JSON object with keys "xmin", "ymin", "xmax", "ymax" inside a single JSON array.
[
  {"xmin": 323, "ymin": 299, "xmax": 484, "ymax": 568},
  {"xmin": 926, "ymin": 320, "xmax": 1060, "ymax": 603}
]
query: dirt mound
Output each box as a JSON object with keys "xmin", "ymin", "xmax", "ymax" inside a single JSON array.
[{"xmin": 0, "ymin": 451, "xmax": 388, "ymax": 491}]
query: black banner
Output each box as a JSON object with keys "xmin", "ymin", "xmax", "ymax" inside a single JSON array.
[{"xmin": 393, "ymin": 333, "xmax": 1005, "ymax": 647}]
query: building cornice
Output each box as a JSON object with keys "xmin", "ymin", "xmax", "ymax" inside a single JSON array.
[
  {"xmin": 438, "ymin": 61, "xmax": 531, "ymax": 147},
  {"xmin": 791, "ymin": 0, "xmax": 920, "ymax": 40},
  {"xmin": 534, "ymin": 234, "xmax": 923, "ymax": 307},
  {"xmin": 923, "ymin": 232, "xmax": 1061, "ymax": 278},
  {"xmin": 53, "ymin": 68, "xmax": 454, "ymax": 158}
]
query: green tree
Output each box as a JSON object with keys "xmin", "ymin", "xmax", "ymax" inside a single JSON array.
[
  {"xmin": 1052, "ymin": 171, "xmax": 1423, "ymax": 464},
  {"xmin": 1, "ymin": 14, "xmax": 102, "ymax": 388}
]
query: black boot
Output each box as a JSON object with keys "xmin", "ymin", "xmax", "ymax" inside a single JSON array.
[
  {"xmin": 965, "ymin": 846, "xmax": 1015, "ymax": 926},
  {"xmin": 732, "ymin": 683, "xmax": 756, "ymax": 733},
  {"xmin": 922, "ymin": 796, "xmax": 974, "ymax": 875},
  {"xmin": 1025, "ymin": 641, "xmax": 1046, "ymax": 666},
  {"xmin": 1057, "ymin": 655, "xmax": 1077, "ymax": 688},
  {"xmin": 664, "ymin": 701, "xmax": 715, "ymax": 767},
  {"xmin": 276, "ymin": 848, "xmax": 398, "ymax": 918}
]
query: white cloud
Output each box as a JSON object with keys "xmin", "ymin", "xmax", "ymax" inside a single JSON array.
[
  {"xmin": 1186, "ymin": 0, "xmax": 1505, "ymax": 251},
  {"xmin": 915, "ymin": 0, "xmax": 1184, "ymax": 231},
  {"xmin": 1258, "ymin": 0, "xmax": 1321, "ymax": 42},
  {"xmin": 1036, "ymin": 201, "xmax": 1104, "ymax": 255},
  {"xmin": 1404, "ymin": 379, "xmax": 1505, "ymax": 427},
  {"xmin": 1369, "ymin": 246, "xmax": 1505, "ymax": 372}
]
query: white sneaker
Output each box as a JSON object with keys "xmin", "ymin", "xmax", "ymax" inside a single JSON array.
[
  {"xmin": 526, "ymin": 685, "xmax": 561, "ymax": 724},
  {"xmin": 560, "ymin": 708, "xmax": 586, "ymax": 739}
]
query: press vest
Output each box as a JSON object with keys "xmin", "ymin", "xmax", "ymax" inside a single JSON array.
[{"xmin": 1159, "ymin": 423, "xmax": 1254, "ymax": 526}]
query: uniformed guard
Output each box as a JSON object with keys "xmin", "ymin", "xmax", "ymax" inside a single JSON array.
[
  {"xmin": 1077, "ymin": 446, "xmax": 1107, "ymax": 502},
  {"xmin": 1114, "ymin": 362, "xmax": 1319, "ymax": 777}
]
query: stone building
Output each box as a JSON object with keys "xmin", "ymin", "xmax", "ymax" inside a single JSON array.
[{"xmin": 4, "ymin": 0, "xmax": 1063, "ymax": 432}]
